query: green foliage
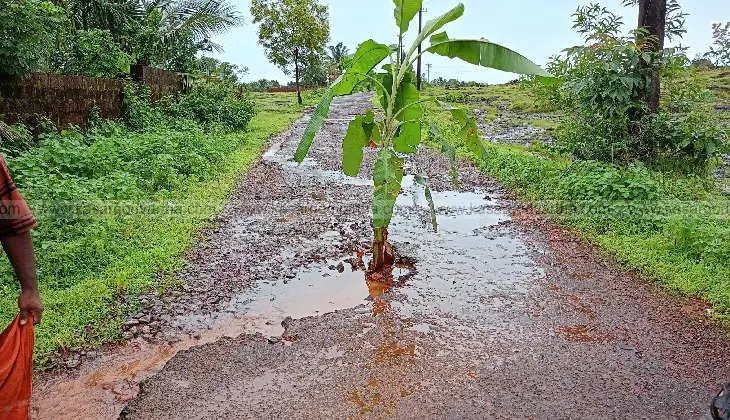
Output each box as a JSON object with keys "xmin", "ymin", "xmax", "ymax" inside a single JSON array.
[
  {"xmin": 0, "ymin": 0, "xmax": 65, "ymax": 76},
  {"xmin": 393, "ymin": 0, "xmax": 422, "ymax": 35},
  {"xmin": 193, "ymin": 56, "xmax": 248, "ymax": 83},
  {"xmin": 294, "ymin": 1, "xmax": 548, "ymax": 254},
  {"xmin": 427, "ymin": 32, "xmax": 549, "ymax": 76},
  {"xmin": 167, "ymin": 80, "xmax": 256, "ymax": 131},
  {"xmin": 342, "ymin": 111, "xmax": 379, "ymax": 176},
  {"xmin": 245, "ymin": 79, "xmax": 281, "ymax": 92},
  {"xmin": 123, "ymin": 80, "xmax": 256, "ymax": 133},
  {"xmin": 0, "ymin": 122, "xmax": 34, "ymax": 157},
  {"xmin": 53, "ymin": 29, "xmax": 133, "ymax": 77},
  {"xmin": 372, "ymin": 148, "xmax": 404, "ymax": 228},
  {"xmin": 251, "ymin": 0, "xmax": 330, "ymax": 102},
  {"xmin": 0, "ymin": 93, "xmax": 301, "ymax": 363},
  {"xmin": 298, "ymin": 53, "xmax": 329, "ymax": 88},
  {"xmin": 535, "ymin": 3, "xmax": 725, "ymax": 171},
  {"xmin": 328, "ymin": 42, "xmax": 350, "ymax": 72},
  {"xmin": 333, "ymin": 40, "xmax": 391, "ymax": 96},
  {"xmin": 705, "ymin": 22, "xmax": 730, "ymax": 67},
  {"xmin": 439, "ymin": 91, "xmax": 467, "ymax": 103}
]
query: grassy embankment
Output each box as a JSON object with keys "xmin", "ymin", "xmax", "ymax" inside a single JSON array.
[
  {"xmin": 423, "ymin": 74, "xmax": 730, "ymax": 320},
  {"xmin": 0, "ymin": 91, "xmax": 314, "ymax": 364}
]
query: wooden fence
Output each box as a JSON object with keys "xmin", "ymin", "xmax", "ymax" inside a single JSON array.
[{"xmin": 0, "ymin": 66, "xmax": 185, "ymax": 130}]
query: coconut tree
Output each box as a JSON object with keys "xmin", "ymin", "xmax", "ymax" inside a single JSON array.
[{"xmin": 328, "ymin": 42, "xmax": 350, "ymax": 71}]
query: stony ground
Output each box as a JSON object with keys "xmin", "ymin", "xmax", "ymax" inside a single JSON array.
[{"xmin": 34, "ymin": 93, "xmax": 730, "ymax": 419}]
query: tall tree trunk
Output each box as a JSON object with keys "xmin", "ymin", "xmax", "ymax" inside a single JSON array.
[
  {"xmin": 294, "ymin": 49, "xmax": 302, "ymax": 105},
  {"xmin": 637, "ymin": 0, "xmax": 666, "ymax": 113}
]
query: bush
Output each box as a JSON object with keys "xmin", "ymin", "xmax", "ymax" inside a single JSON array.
[
  {"xmin": 0, "ymin": 122, "xmax": 33, "ymax": 157},
  {"xmin": 122, "ymin": 83, "xmax": 166, "ymax": 132},
  {"xmin": 165, "ymin": 80, "xmax": 256, "ymax": 131},
  {"xmin": 52, "ymin": 29, "xmax": 133, "ymax": 78},
  {"xmin": 531, "ymin": 3, "xmax": 725, "ymax": 171},
  {"xmin": 245, "ymin": 79, "xmax": 281, "ymax": 92},
  {"xmin": 124, "ymin": 80, "xmax": 257, "ymax": 133},
  {"xmin": 439, "ymin": 91, "xmax": 467, "ymax": 103}
]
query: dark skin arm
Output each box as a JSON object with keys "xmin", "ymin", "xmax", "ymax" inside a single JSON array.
[{"xmin": 1, "ymin": 231, "xmax": 42, "ymax": 325}]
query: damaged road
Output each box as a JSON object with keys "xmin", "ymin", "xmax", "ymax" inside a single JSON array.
[{"xmin": 36, "ymin": 93, "xmax": 730, "ymax": 419}]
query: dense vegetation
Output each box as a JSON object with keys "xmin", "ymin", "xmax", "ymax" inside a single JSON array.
[
  {"xmin": 0, "ymin": 0, "xmax": 241, "ymax": 77},
  {"xmin": 0, "ymin": 83, "xmax": 311, "ymax": 364},
  {"xmin": 524, "ymin": 4, "xmax": 724, "ymax": 171}
]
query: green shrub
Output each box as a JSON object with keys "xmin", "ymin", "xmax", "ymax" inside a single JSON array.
[
  {"xmin": 0, "ymin": 122, "xmax": 33, "ymax": 156},
  {"xmin": 165, "ymin": 80, "xmax": 256, "ymax": 131},
  {"xmin": 52, "ymin": 29, "xmax": 133, "ymax": 78},
  {"xmin": 122, "ymin": 83, "xmax": 166, "ymax": 132},
  {"xmin": 439, "ymin": 91, "xmax": 467, "ymax": 103},
  {"xmin": 668, "ymin": 217, "xmax": 730, "ymax": 264},
  {"xmin": 2, "ymin": 120, "xmax": 251, "ymax": 295},
  {"xmin": 531, "ymin": 4, "xmax": 725, "ymax": 171}
]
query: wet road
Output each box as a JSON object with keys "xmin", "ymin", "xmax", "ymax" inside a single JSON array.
[{"xmin": 37, "ymin": 93, "xmax": 730, "ymax": 419}]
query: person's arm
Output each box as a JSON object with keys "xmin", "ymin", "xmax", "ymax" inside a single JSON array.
[{"xmin": 2, "ymin": 232, "xmax": 42, "ymax": 325}]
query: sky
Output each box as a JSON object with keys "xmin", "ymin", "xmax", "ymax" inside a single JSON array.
[{"xmin": 209, "ymin": 1, "xmax": 728, "ymax": 85}]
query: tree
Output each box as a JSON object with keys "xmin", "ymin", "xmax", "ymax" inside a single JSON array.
[
  {"xmin": 328, "ymin": 42, "xmax": 349, "ymax": 71},
  {"xmin": 52, "ymin": 29, "xmax": 133, "ymax": 77},
  {"xmin": 623, "ymin": 0, "xmax": 686, "ymax": 113},
  {"xmin": 251, "ymin": 0, "xmax": 330, "ymax": 105},
  {"xmin": 636, "ymin": 0, "xmax": 666, "ymax": 113},
  {"xmin": 705, "ymin": 22, "xmax": 730, "ymax": 67},
  {"xmin": 194, "ymin": 56, "xmax": 249, "ymax": 83},
  {"xmin": 62, "ymin": 0, "xmax": 143, "ymax": 36},
  {"xmin": 293, "ymin": 1, "xmax": 548, "ymax": 272},
  {"xmin": 130, "ymin": 0, "xmax": 242, "ymax": 71},
  {"xmin": 0, "ymin": 0, "xmax": 66, "ymax": 76},
  {"xmin": 300, "ymin": 53, "xmax": 328, "ymax": 87}
]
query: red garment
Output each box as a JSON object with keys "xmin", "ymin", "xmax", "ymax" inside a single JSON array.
[
  {"xmin": 0, "ymin": 156, "xmax": 37, "ymax": 237},
  {"xmin": 0, "ymin": 316, "xmax": 34, "ymax": 420}
]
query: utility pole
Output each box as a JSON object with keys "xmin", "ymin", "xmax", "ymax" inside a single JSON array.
[
  {"xmin": 416, "ymin": 8, "xmax": 427, "ymax": 90},
  {"xmin": 425, "ymin": 63, "xmax": 432, "ymax": 84}
]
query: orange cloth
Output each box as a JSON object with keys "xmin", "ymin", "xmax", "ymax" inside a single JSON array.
[{"xmin": 0, "ymin": 316, "xmax": 34, "ymax": 420}]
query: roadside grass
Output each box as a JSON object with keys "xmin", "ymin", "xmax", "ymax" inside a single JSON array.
[
  {"xmin": 0, "ymin": 93, "xmax": 305, "ymax": 365},
  {"xmin": 422, "ymin": 83, "xmax": 730, "ymax": 319}
]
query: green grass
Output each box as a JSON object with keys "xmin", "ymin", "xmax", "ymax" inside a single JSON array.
[
  {"xmin": 423, "ymin": 85, "xmax": 730, "ymax": 320},
  {"xmin": 525, "ymin": 119, "xmax": 559, "ymax": 130},
  {"xmin": 0, "ymin": 93, "xmax": 304, "ymax": 365}
]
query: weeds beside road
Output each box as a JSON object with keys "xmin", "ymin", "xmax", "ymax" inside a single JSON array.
[{"xmin": 0, "ymin": 90, "xmax": 313, "ymax": 365}]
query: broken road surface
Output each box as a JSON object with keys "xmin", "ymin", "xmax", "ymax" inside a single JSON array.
[{"xmin": 38, "ymin": 93, "xmax": 730, "ymax": 419}]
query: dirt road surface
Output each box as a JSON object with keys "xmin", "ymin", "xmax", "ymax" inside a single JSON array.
[{"xmin": 36, "ymin": 93, "xmax": 729, "ymax": 419}]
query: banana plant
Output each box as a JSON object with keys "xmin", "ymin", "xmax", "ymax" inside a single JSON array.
[{"xmin": 293, "ymin": 1, "xmax": 549, "ymax": 273}]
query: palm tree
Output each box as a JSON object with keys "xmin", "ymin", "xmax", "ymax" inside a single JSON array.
[
  {"xmin": 327, "ymin": 42, "xmax": 349, "ymax": 71},
  {"xmin": 134, "ymin": 0, "xmax": 242, "ymax": 70},
  {"xmin": 57, "ymin": 0, "xmax": 144, "ymax": 34},
  {"xmin": 55, "ymin": 0, "xmax": 242, "ymax": 71}
]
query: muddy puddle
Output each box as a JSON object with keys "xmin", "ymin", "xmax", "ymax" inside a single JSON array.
[{"xmin": 32, "ymin": 101, "xmax": 543, "ymax": 419}]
